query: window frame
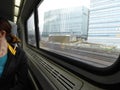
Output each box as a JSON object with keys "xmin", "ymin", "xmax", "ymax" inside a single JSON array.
[
  {"xmin": 36, "ymin": 0, "xmax": 120, "ymax": 73},
  {"xmin": 24, "ymin": 0, "xmax": 120, "ymax": 89}
]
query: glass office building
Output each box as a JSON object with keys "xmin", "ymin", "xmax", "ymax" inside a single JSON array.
[{"xmin": 43, "ymin": 6, "xmax": 89, "ymax": 39}]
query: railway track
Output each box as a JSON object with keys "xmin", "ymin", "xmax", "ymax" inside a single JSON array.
[{"xmin": 43, "ymin": 42, "xmax": 119, "ymax": 67}]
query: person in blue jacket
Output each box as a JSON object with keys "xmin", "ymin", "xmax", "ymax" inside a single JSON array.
[{"xmin": 0, "ymin": 17, "xmax": 31, "ymax": 90}]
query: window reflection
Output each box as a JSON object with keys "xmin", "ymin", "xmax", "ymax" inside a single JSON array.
[{"xmin": 27, "ymin": 13, "xmax": 36, "ymax": 46}]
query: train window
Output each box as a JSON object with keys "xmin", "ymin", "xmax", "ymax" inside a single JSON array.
[
  {"xmin": 27, "ymin": 12, "xmax": 36, "ymax": 46},
  {"xmin": 37, "ymin": 0, "xmax": 120, "ymax": 67}
]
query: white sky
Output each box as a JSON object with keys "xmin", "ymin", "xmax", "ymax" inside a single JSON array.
[{"xmin": 41, "ymin": 0, "xmax": 90, "ymax": 12}]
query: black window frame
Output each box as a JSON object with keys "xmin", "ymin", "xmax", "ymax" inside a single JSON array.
[
  {"xmin": 35, "ymin": 0, "xmax": 120, "ymax": 75},
  {"xmin": 24, "ymin": 0, "xmax": 120, "ymax": 89}
]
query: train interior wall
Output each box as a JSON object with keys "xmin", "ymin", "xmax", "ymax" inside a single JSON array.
[
  {"xmin": 17, "ymin": 0, "xmax": 110, "ymax": 90},
  {"xmin": 18, "ymin": 21, "xmax": 103, "ymax": 90}
]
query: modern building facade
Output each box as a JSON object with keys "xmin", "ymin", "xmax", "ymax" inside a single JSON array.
[
  {"xmin": 88, "ymin": 0, "xmax": 120, "ymax": 47},
  {"xmin": 43, "ymin": 6, "xmax": 89, "ymax": 39}
]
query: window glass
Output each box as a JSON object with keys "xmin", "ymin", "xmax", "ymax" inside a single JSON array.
[
  {"xmin": 38, "ymin": 0, "xmax": 120, "ymax": 67},
  {"xmin": 27, "ymin": 13, "xmax": 36, "ymax": 46}
]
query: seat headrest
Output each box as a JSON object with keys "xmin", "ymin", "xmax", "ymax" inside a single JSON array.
[{"xmin": 9, "ymin": 21, "xmax": 17, "ymax": 35}]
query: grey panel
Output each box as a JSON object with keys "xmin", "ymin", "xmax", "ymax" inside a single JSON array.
[{"xmin": 25, "ymin": 47, "xmax": 83, "ymax": 90}]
